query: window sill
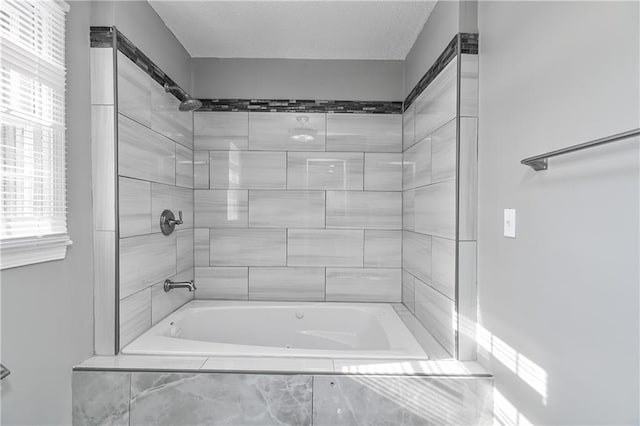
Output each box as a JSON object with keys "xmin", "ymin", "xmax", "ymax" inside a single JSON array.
[{"xmin": 0, "ymin": 234, "xmax": 73, "ymax": 270}]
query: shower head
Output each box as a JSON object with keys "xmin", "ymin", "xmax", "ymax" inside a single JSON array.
[{"xmin": 164, "ymin": 83, "xmax": 202, "ymax": 112}]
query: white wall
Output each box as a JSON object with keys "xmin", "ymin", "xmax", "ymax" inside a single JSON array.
[
  {"xmin": 192, "ymin": 58, "xmax": 404, "ymax": 101},
  {"xmin": 0, "ymin": 2, "xmax": 94, "ymax": 424},
  {"xmin": 477, "ymin": 2, "xmax": 639, "ymax": 424}
]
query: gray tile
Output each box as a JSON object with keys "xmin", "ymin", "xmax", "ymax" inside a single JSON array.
[
  {"xmin": 151, "ymin": 182, "xmax": 194, "ymax": 229},
  {"xmin": 414, "ymin": 278, "xmax": 455, "ymax": 355},
  {"xmin": 402, "ymin": 103, "xmax": 416, "ymax": 151},
  {"xmin": 364, "ymin": 230, "xmax": 401, "ymax": 267},
  {"xmin": 402, "ymin": 270, "xmax": 415, "ymax": 313},
  {"xmin": 175, "ymin": 144, "xmax": 193, "ymax": 189},
  {"xmin": 119, "ymin": 233, "xmax": 177, "ymax": 299},
  {"xmin": 431, "ymin": 119, "xmax": 456, "ymax": 184},
  {"xmin": 151, "ymin": 268, "xmax": 194, "ymax": 325},
  {"xmin": 402, "ymin": 231, "xmax": 431, "ymax": 285},
  {"xmin": 287, "ymin": 152, "xmax": 363, "ymax": 190},
  {"xmin": 249, "ymin": 190, "xmax": 325, "ymax": 228},
  {"xmin": 326, "ymin": 268, "xmax": 401, "ymax": 302},
  {"xmin": 414, "ymin": 180, "xmax": 456, "ymax": 239},
  {"xmin": 117, "ymin": 52, "xmax": 151, "ymax": 127},
  {"xmin": 193, "ymin": 151, "xmax": 210, "ymax": 189},
  {"xmin": 458, "ymin": 241, "xmax": 477, "ymax": 361},
  {"xmin": 129, "ymin": 373, "xmax": 312, "ymax": 426},
  {"xmin": 364, "ymin": 153, "xmax": 403, "ymax": 191},
  {"xmin": 194, "ymin": 111, "xmax": 248, "ymax": 151},
  {"xmin": 120, "ymin": 288, "xmax": 151, "ymax": 349},
  {"xmin": 403, "ymin": 189, "xmax": 415, "ymax": 232},
  {"xmin": 326, "ymin": 191, "xmax": 402, "ymax": 230},
  {"xmin": 195, "ymin": 267, "xmax": 248, "ymax": 300},
  {"xmin": 288, "ymin": 229, "xmax": 363, "ymax": 267},
  {"xmin": 313, "ymin": 375, "xmax": 492, "ymax": 426},
  {"xmin": 119, "ymin": 114, "xmax": 175, "ymax": 185},
  {"xmin": 150, "ymin": 82, "xmax": 193, "ymax": 149},
  {"xmin": 93, "ymin": 231, "xmax": 116, "ymax": 355},
  {"xmin": 119, "ymin": 177, "xmax": 151, "ymax": 238},
  {"xmin": 194, "ymin": 189, "xmax": 248, "ymax": 228},
  {"xmin": 194, "ymin": 228, "xmax": 210, "ymax": 267},
  {"xmin": 90, "ymin": 48, "xmax": 114, "ymax": 105},
  {"xmin": 249, "ymin": 112, "xmax": 325, "ymax": 151},
  {"xmin": 91, "ymin": 106, "xmax": 115, "ymax": 232},
  {"xmin": 403, "ymin": 136, "xmax": 432, "ymax": 190},
  {"xmin": 176, "ymin": 229, "xmax": 194, "ymax": 273},
  {"xmin": 210, "ymin": 229, "xmax": 286, "ymax": 266},
  {"xmin": 459, "ymin": 117, "xmax": 478, "ymax": 241},
  {"xmin": 72, "ymin": 371, "xmax": 130, "ymax": 426},
  {"xmin": 249, "ymin": 267, "xmax": 325, "ymax": 301},
  {"xmin": 460, "ymin": 54, "xmax": 479, "ymax": 117},
  {"xmin": 431, "ymin": 237, "xmax": 456, "ymax": 300},
  {"xmin": 210, "ymin": 151, "xmax": 286, "ymax": 189},
  {"xmin": 326, "ymin": 113, "xmax": 401, "ymax": 152},
  {"xmin": 414, "ymin": 57, "xmax": 457, "ymax": 142}
]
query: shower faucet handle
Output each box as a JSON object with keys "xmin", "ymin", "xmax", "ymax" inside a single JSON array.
[{"xmin": 171, "ymin": 210, "xmax": 184, "ymax": 226}]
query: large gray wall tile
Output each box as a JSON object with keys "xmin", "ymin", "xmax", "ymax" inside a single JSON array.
[
  {"xmin": 460, "ymin": 54, "xmax": 479, "ymax": 117},
  {"xmin": 195, "ymin": 111, "xmax": 248, "ymax": 151},
  {"xmin": 210, "ymin": 151, "xmax": 286, "ymax": 189},
  {"xmin": 364, "ymin": 153, "xmax": 403, "ymax": 191},
  {"xmin": 364, "ymin": 230, "xmax": 401, "ymax": 267},
  {"xmin": 129, "ymin": 373, "xmax": 312, "ymax": 426},
  {"xmin": 414, "ymin": 180, "xmax": 456, "ymax": 239},
  {"xmin": 403, "ymin": 135, "xmax": 432, "ymax": 190},
  {"xmin": 195, "ymin": 267, "xmax": 248, "ymax": 300},
  {"xmin": 402, "ymin": 103, "xmax": 416, "ymax": 151},
  {"xmin": 91, "ymin": 106, "xmax": 116, "ymax": 232},
  {"xmin": 90, "ymin": 48, "xmax": 114, "ymax": 105},
  {"xmin": 176, "ymin": 229, "xmax": 194, "ymax": 273},
  {"xmin": 249, "ymin": 267, "xmax": 325, "ymax": 301},
  {"xmin": 402, "ymin": 231, "xmax": 431, "ymax": 285},
  {"xmin": 326, "ymin": 268, "xmax": 401, "ymax": 302},
  {"xmin": 249, "ymin": 190, "xmax": 325, "ymax": 228},
  {"xmin": 403, "ymin": 189, "xmax": 415, "ymax": 232},
  {"xmin": 287, "ymin": 152, "xmax": 363, "ymax": 190},
  {"xmin": 326, "ymin": 113, "xmax": 401, "ymax": 152},
  {"xmin": 119, "ymin": 115, "xmax": 175, "ymax": 185},
  {"xmin": 73, "ymin": 371, "xmax": 130, "ymax": 426},
  {"xmin": 175, "ymin": 144, "xmax": 193, "ymax": 189},
  {"xmin": 414, "ymin": 57, "xmax": 457, "ymax": 142},
  {"xmin": 431, "ymin": 118, "xmax": 456, "ymax": 184},
  {"xmin": 414, "ymin": 278, "xmax": 455, "ymax": 356},
  {"xmin": 119, "ymin": 177, "xmax": 151, "ymax": 238},
  {"xmin": 119, "ymin": 233, "xmax": 177, "ymax": 299},
  {"xmin": 402, "ymin": 270, "xmax": 415, "ymax": 313},
  {"xmin": 431, "ymin": 237, "xmax": 456, "ymax": 300},
  {"xmin": 194, "ymin": 228, "xmax": 210, "ymax": 267},
  {"xmin": 193, "ymin": 151, "xmax": 210, "ymax": 189},
  {"xmin": 249, "ymin": 112, "xmax": 325, "ymax": 151},
  {"xmin": 194, "ymin": 190, "xmax": 248, "ymax": 228},
  {"xmin": 120, "ymin": 288, "xmax": 152, "ymax": 349},
  {"xmin": 210, "ymin": 229, "xmax": 286, "ymax": 266},
  {"xmin": 326, "ymin": 191, "xmax": 402, "ymax": 230},
  {"xmin": 150, "ymin": 83, "xmax": 193, "ymax": 149},
  {"xmin": 288, "ymin": 229, "xmax": 363, "ymax": 267},
  {"xmin": 117, "ymin": 52, "xmax": 151, "ymax": 127},
  {"xmin": 458, "ymin": 241, "xmax": 477, "ymax": 361},
  {"xmin": 459, "ymin": 117, "xmax": 478, "ymax": 241}
]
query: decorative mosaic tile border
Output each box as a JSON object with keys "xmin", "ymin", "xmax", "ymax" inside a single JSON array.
[
  {"xmin": 403, "ymin": 32, "xmax": 479, "ymax": 111},
  {"xmin": 198, "ymin": 99, "xmax": 402, "ymax": 114}
]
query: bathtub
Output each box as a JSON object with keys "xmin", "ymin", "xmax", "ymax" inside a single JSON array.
[{"xmin": 122, "ymin": 300, "xmax": 427, "ymax": 359}]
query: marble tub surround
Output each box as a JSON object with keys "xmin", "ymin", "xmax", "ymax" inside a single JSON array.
[
  {"xmin": 193, "ymin": 111, "xmax": 403, "ymax": 302},
  {"xmin": 72, "ymin": 369, "xmax": 492, "ymax": 426},
  {"xmin": 116, "ymin": 52, "xmax": 194, "ymax": 350},
  {"xmin": 401, "ymin": 44, "xmax": 479, "ymax": 359}
]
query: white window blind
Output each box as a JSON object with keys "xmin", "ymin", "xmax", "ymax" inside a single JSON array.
[{"xmin": 0, "ymin": 0, "xmax": 71, "ymax": 269}]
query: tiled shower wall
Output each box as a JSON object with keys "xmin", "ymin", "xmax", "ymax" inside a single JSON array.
[
  {"xmin": 401, "ymin": 54, "xmax": 479, "ymax": 358},
  {"xmin": 192, "ymin": 112, "xmax": 403, "ymax": 302},
  {"xmin": 115, "ymin": 52, "xmax": 195, "ymax": 349}
]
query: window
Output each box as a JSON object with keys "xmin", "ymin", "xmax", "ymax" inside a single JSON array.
[{"xmin": 0, "ymin": 0, "xmax": 70, "ymax": 269}]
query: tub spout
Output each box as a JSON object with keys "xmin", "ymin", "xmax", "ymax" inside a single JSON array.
[{"xmin": 164, "ymin": 279, "xmax": 196, "ymax": 292}]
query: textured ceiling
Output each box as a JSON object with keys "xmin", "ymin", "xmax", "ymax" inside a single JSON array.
[{"xmin": 148, "ymin": 1, "xmax": 436, "ymax": 60}]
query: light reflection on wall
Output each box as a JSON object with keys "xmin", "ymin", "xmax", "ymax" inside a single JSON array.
[{"xmin": 227, "ymin": 150, "xmax": 240, "ymax": 220}]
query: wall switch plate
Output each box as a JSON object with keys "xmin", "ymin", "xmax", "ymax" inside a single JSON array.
[{"xmin": 504, "ymin": 209, "xmax": 516, "ymax": 238}]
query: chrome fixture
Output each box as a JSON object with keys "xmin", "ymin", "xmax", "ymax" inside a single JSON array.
[
  {"xmin": 164, "ymin": 83, "xmax": 202, "ymax": 112},
  {"xmin": 160, "ymin": 209, "xmax": 183, "ymax": 235},
  {"xmin": 1, "ymin": 364, "xmax": 10, "ymax": 380},
  {"xmin": 521, "ymin": 128, "xmax": 640, "ymax": 171},
  {"xmin": 289, "ymin": 115, "xmax": 318, "ymax": 142},
  {"xmin": 164, "ymin": 279, "xmax": 196, "ymax": 292}
]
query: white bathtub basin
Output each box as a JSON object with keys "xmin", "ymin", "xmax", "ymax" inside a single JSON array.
[{"xmin": 122, "ymin": 300, "xmax": 427, "ymax": 359}]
